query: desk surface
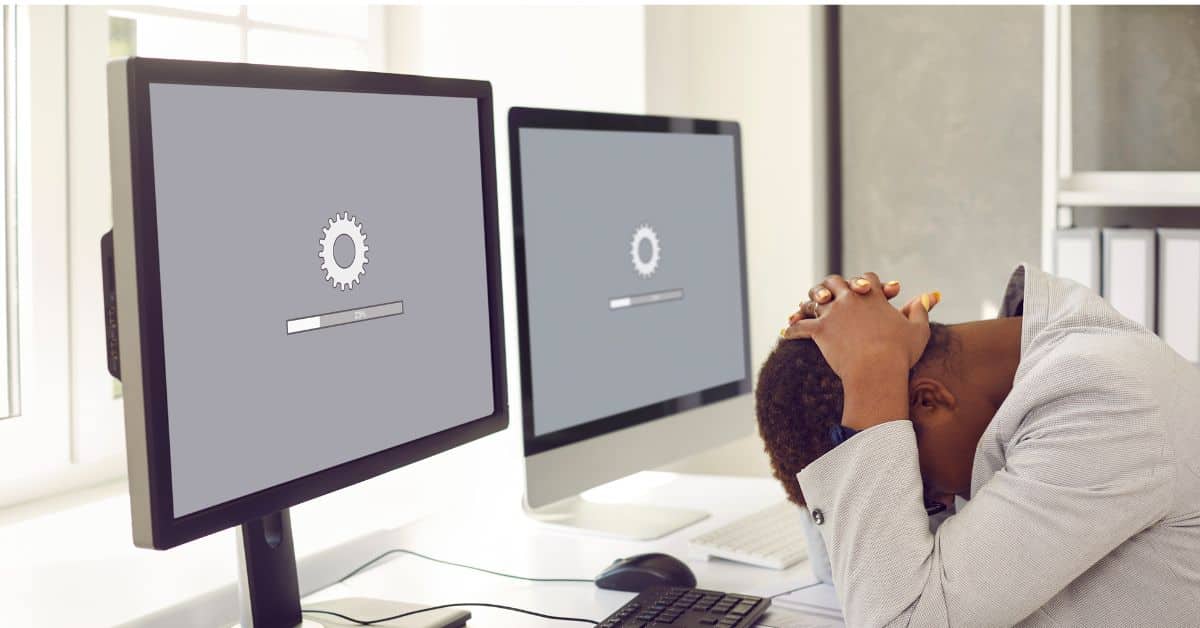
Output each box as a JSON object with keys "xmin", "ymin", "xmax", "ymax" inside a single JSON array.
[{"xmin": 303, "ymin": 473, "xmax": 819, "ymax": 626}]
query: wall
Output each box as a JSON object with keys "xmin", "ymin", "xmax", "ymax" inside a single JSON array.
[
  {"xmin": 839, "ymin": 7, "xmax": 1043, "ymax": 323},
  {"xmin": 645, "ymin": 7, "xmax": 818, "ymax": 477}
]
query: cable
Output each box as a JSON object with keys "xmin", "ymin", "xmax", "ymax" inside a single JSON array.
[
  {"xmin": 335, "ymin": 548, "xmax": 594, "ymax": 585},
  {"xmin": 769, "ymin": 581, "xmax": 823, "ymax": 600},
  {"xmin": 301, "ymin": 603, "xmax": 598, "ymax": 625}
]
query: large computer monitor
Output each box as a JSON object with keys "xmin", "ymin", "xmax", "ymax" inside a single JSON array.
[
  {"xmin": 509, "ymin": 108, "xmax": 753, "ymax": 540},
  {"xmin": 104, "ymin": 58, "xmax": 506, "ymax": 627}
]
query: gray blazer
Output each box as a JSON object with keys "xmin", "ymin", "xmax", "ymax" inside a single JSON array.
[{"xmin": 796, "ymin": 265, "xmax": 1200, "ymax": 627}]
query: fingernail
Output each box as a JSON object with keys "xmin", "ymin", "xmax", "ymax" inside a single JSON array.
[
  {"xmin": 886, "ymin": 280, "xmax": 900, "ymax": 288},
  {"xmin": 788, "ymin": 313, "xmax": 801, "ymax": 324},
  {"xmin": 921, "ymin": 294, "xmax": 931, "ymax": 311},
  {"xmin": 854, "ymin": 278, "xmax": 870, "ymax": 288},
  {"xmin": 816, "ymin": 288, "xmax": 831, "ymax": 301}
]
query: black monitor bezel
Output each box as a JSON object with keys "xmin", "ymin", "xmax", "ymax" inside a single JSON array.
[
  {"xmin": 120, "ymin": 57, "xmax": 508, "ymax": 549},
  {"xmin": 508, "ymin": 107, "xmax": 752, "ymax": 457}
]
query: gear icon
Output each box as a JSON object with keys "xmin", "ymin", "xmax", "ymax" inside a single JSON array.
[
  {"xmin": 319, "ymin": 212, "xmax": 369, "ymax": 291},
  {"xmin": 630, "ymin": 223, "xmax": 661, "ymax": 279}
]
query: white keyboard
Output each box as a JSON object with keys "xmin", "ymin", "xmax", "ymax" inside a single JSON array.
[{"xmin": 688, "ymin": 501, "xmax": 809, "ymax": 570}]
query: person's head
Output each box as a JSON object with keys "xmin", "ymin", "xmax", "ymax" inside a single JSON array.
[{"xmin": 756, "ymin": 322, "xmax": 993, "ymax": 506}]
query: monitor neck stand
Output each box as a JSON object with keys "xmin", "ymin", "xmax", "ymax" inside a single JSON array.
[
  {"xmin": 234, "ymin": 509, "xmax": 469, "ymax": 628},
  {"xmin": 522, "ymin": 494, "xmax": 708, "ymax": 541}
]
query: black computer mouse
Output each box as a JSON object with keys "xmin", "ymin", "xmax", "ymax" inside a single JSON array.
[{"xmin": 594, "ymin": 552, "xmax": 698, "ymax": 592}]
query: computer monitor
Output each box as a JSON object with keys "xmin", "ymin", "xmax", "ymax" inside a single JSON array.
[
  {"xmin": 509, "ymin": 108, "xmax": 753, "ymax": 540},
  {"xmin": 104, "ymin": 57, "xmax": 506, "ymax": 627}
]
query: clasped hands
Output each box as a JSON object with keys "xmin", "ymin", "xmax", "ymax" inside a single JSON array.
[{"xmin": 780, "ymin": 273, "xmax": 941, "ymax": 431}]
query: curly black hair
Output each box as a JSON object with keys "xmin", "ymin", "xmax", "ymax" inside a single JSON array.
[{"xmin": 755, "ymin": 323, "xmax": 952, "ymax": 506}]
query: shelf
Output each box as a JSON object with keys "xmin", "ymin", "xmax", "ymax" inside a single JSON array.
[{"xmin": 1058, "ymin": 171, "xmax": 1200, "ymax": 207}]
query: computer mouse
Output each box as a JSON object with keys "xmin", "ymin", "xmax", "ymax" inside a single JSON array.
[{"xmin": 594, "ymin": 552, "xmax": 698, "ymax": 592}]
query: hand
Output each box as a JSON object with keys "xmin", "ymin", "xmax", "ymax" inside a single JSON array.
[
  {"xmin": 781, "ymin": 273, "xmax": 940, "ymax": 430},
  {"xmin": 786, "ymin": 275, "xmax": 935, "ymax": 326}
]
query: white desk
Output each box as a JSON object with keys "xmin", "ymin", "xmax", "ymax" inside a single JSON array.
[{"xmin": 302, "ymin": 473, "xmax": 820, "ymax": 627}]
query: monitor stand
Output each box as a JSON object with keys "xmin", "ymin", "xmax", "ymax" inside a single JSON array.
[
  {"xmin": 523, "ymin": 495, "xmax": 708, "ymax": 541},
  {"xmin": 235, "ymin": 509, "xmax": 469, "ymax": 628}
]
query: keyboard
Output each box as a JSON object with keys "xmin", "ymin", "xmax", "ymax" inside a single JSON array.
[
  {"xmin": 599, "ymin": 586, "xmax": 770, "ymax": 628},
  {"xmin": 688, "ymin": 501, "xmax": 808, "ymax": 570}
]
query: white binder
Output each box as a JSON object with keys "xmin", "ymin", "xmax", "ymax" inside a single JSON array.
[
  {"xmin": 1102, "ymin": 229, "xmax": 1156, "ymax": 330},
  {"xmin": 1054, "ymin": 228, "xmax": 1101, "ymax": 291},
  {"xmin": 1157, "ymin": 229, "xmax": 1200, "ymax": 364}
]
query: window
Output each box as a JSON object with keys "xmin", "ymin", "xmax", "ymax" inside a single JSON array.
[
  {"xmin": 106, "ymin": 6, "xmax": 377, "ymax": 69},
  {"xmin": 0, "ymin": 5, "xmax": 386, "ymax": 508},
  {"xmin": 0, "ymin": 6, "xmax": 74, "ymax": 506}
]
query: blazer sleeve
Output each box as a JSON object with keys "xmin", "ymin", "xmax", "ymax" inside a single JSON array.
[{"xmin": 796, "ymin": 401, "xmax": 1172, "ymax": 627}]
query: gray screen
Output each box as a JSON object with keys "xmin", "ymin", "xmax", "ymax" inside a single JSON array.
[
  {"xmin": 148, "ymin": 83, "xmax": 495, "ymax": 517},
  {"xmin": 519, "ymin": 128, "xmax": 748, "ymax": 437}
]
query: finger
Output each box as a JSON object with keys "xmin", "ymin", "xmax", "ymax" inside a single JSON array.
[
  {"xmin": 820, "ymin": 274, "xmax": 852, "ymax": 299},
  {"xmin": 788, "ymin": 301, "xmax": 819, "ymax": 323},
  {"xmin": 807, "ymin": 284, "xmax": 833, "ymax": 305},
  {"xmin": 851, "ymin": 272, "xmax": 883, "ymax": 295},
  {"xmin": 900, "ymin": 291, "xmax": 939, "ymax": 317},
  {"xmin": 883, "ymin": 280, "xmax": 901, "ymax": 300},
  {"xmin": 905, "ymin": 291, "xmax": 941, "ymax": 324},
  {"xmin": 781, "ymin": 318, "xmax": 820, "ymax": 340},
  {"xmin": 850, "ymin": 276, "xmax": 872, "ymax": 294}
]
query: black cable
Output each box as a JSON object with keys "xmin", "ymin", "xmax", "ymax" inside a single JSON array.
[
  {"xmin": 301, "ymin": 603, "xmax": 598, "ymax": 625},
  {"xmin": 336, "ymin": 548, "xmax": 594, "ymax": 585},
  {"xmin": 770, "ymin": 581, "xmax": 823, "ymax": 600}
]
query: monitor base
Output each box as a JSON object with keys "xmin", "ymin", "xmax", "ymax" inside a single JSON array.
[
  {"xmin": 524, "ymin": 495, "xmax": 708, "ymax": 540},
  {"xmin": 299, "ymin": 597, "xmax": 469, "ymax": 628},
  {"xmin": 235, "ymin": 511, "xmax": 469, "ymax": 628}
]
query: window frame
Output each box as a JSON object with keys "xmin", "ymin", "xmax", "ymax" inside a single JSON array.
[{"xmin": 0, "ymin": 6, "xmax": 82, "ymax": 507}]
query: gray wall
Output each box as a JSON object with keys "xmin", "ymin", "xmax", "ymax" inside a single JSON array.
[
  {"xmin": 840, "ymin": 7, "xmax": 1043, "ymax": 323},
  {"xmin": 1073, "ymin": 6, "xmax": 1200, "ymax": 172}
]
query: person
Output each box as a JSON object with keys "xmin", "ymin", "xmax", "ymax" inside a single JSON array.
[{"xmin": 755, "ymin": 264, "xmax": 1200, "ymax": 627}]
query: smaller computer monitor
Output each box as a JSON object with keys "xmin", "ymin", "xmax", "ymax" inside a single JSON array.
[
  {"xmin": 106, "ymin": 57, "xmax": 506, "ymax": 626},
  {"xmin": 509, "ymin": 107, "xmax": 753, "ymax": 539}
]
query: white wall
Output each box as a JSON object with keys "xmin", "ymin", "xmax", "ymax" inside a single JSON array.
[{"xmin": 645, "ymin": 7, "xmax": 818, "ymax": 477}]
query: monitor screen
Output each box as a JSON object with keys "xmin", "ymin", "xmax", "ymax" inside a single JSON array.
[
  {"xmin": 516, "ymin": 125, "xmax": 749, "ymax": 439},
  {"xmin": 147, "ymin": 82, "xmax": 496, "ymax": 517}
]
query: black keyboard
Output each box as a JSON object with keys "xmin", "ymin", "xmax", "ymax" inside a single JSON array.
[{"xmin": 599, "ymin": 586, "xmax": 770, "ymax": 628}]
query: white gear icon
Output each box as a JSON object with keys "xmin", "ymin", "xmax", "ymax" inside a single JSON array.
[
  {"xmin": 319, "ymin": 212, "xmax": 369, "ymax": 291},
  {"xmin": 630, "ymin": 223, "xmax": 661, "ymax": 279}
]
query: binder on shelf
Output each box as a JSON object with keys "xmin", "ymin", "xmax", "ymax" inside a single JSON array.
[
  {"xmin": 1054, "ymin": 228, "xmax": 1101, "ymax": 292},
  {"xmin": 1102, "ymin": 229, "xmax": 1156, "ymax": 331},
  {"xmin": 1158, "ymin": 229, "xmax": 1200, "ymax": 365}
]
